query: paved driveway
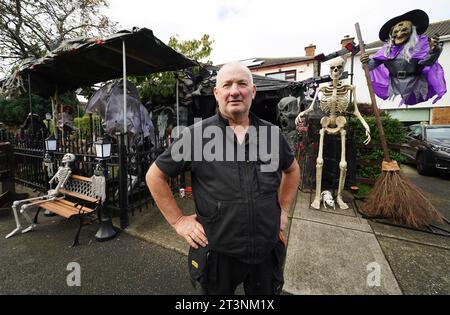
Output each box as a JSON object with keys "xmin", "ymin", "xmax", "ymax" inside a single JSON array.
[
  {"xmin": 368, "ymin": 164, "xmax": 450, "ymax": 294},
  {"xmin": 0, "ymin": 212, "xmax": 196, "ymax": 295}
]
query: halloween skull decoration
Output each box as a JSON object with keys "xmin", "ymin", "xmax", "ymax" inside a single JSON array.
[
  {"xmin": 329, "ymin": 58, "xmax": 345, "ymax": 80},
  {"xmin": 390, "ymin": 20, "xmax": 413, "ymax": 45},
  {"xmin": 277, "ymin": 96, "xmax": 300, "ymax": 132},
  {"xmin": 61, "ymin": 153, "xmax": 76, "ymax": 165}
]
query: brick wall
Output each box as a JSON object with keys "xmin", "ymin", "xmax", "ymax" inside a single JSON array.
[{"xmin": 432, "ymin": 107, "xmax": 450, "ymax": 125}]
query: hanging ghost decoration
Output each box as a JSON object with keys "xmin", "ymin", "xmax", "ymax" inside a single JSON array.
[{"xmin": 85, "ymin": 79, "xmax": 155, "ymax": 146}]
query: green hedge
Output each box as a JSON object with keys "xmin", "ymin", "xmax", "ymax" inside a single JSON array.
[
  {"xmin": 73, "ymin": 115, "xmax": 101, "ymax": 135},
  {"xmin": 348, "ymin": 115, "xmax": 406, "ymax": 181}
]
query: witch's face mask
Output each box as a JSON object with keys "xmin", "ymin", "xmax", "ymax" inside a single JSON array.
[{"xmin": 390, "ymin": 20, "xmax": 413, "ymax": 45}]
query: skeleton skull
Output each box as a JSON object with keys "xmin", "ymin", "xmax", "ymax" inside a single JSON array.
[
  {"xmin": 390, "ymin": 20, "xmax": 413, "ymax": 45},
  {"xmin": 321, "ymin": 190, "xmax": 335, "ymax": 209},
  {"xmin": 61, "ymin": 153, "xmax": 75, "ymax": 165},
  {"xmin": 329, "ymin": 58, "xmax": 345, "ymax": 80}
]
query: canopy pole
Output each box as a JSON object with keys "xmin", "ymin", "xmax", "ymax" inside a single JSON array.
[
  {"xmin": 60, "ymin": 95, "xmax": 64, "ymax": 142},
  {"xmin": 77, "ymin": 103, "xmax": 81, "ymax": 133},
  {"xmin": 349, "ymin": 53, "xmax": 355, "ymax": 105},
  {"xmin": 176, "ymin": 72, "xmax": 179, "ymax": 138},
  {"xmin": 122, "ymin": 39, "xmax": 127, "ymax": 134},
  {"xmin": 53, "ymin": 88, "xmax": 58, "ymax": 141},
  {"xmin": 27, "ymin": 73, "xmax": 33, "ymax": 135}
]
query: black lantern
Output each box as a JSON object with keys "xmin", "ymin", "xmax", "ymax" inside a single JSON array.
[
  {"xmin": 95, "ymin": 137, "xmax": 111, "ymax": 159},
  {"xmin": 45, "ymin": 135, "xmax": 57, "ymax": 152}
]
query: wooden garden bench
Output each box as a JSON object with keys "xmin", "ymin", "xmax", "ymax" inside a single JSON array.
[{"xmin": 31, "ymin": 174, "xmax": 101, "ymax": 246}]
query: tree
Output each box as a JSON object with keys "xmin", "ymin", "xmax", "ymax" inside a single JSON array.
[
  {"xmin": 168, "ymin": 34, "xmax": 213, "ymax": 63},
  {"xmin": 0, "ymin": 0, "xmax": 117, "ymax": 74},
  {"xmin": 0, "ymin": 91, "xmax": 78, "ymax": 126},
  {"xmin": 131, "ymin": 34, "xmax": 214, "ymax": 101},
  {"xmin": 0, "ymin": 94, "xmax": 49, "ymax": 126}
]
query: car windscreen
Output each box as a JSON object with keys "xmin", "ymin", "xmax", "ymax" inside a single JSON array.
[{"xmin": 426, "ymin": 127, "xmax": 450, "ymax": 141}]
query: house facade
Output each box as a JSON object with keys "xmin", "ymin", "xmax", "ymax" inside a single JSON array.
[{"xmin": 243, "ymin": 44, "xmax": 317, "ymax": 82}]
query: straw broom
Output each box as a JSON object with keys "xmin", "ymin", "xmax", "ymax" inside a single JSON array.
[{"xmin": 354, "ymin": 23, "xmax": 443, "ymax": 228}]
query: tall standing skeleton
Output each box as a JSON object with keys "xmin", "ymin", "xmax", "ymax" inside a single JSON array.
[
  {"xmin": 5, "ymin": 153, "xmax": 75, "ymax": 238},
  {"xmin": 295, "ymin": 58, "xmax": 371, "ymax": 210}
]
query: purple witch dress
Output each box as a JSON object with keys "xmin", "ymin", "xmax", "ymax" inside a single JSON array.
[{"xmin": 368, "ymin": 35, "xmax": 446, "ymax": 106}]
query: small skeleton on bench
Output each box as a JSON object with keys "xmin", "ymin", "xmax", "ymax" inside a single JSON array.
[{"xmin": 6, "ymin": 153, "xmax": 100, "ymax": 246}]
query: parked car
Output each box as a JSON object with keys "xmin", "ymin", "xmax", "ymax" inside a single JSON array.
[{"xmin": 401, "ymin": 124, "xmax": 450, "ymax": 175}]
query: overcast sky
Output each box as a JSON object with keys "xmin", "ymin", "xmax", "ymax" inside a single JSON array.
[{"xmin": 108, "ymin": 0, "xmax": 448, "ymax": 65}]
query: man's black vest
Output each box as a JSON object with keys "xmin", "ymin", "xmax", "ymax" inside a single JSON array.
[{"xmin": 188, "ymin": 113, "xmax": 284, "ymax": 264}]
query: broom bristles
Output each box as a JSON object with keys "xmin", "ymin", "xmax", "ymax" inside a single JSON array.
[{"xmin": 363, "ymin": 170, "xmax": 443, "ymax": 228}]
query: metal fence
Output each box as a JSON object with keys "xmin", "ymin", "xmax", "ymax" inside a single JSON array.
[{"xmin": 2, "ymin": 129, "xmax": 167, "ymax": 228}]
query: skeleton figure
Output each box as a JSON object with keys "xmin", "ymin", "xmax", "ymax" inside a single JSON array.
[
  {"xmin": 5, "ymin": 153, "xmax": 75, "ymax": 239},
  {"xmin": 295, "ymin": 58, "xmax": 371, "ymax": 210}
]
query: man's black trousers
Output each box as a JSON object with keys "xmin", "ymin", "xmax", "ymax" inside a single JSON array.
[{"xmin": 190, "ymin": 239, "xmax": 286, "ymax": 295}]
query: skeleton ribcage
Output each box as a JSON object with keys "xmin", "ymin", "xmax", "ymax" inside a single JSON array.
[
  {"xmin": 319, "ymin": 86, "xmax": 350, "ymax": 114},
  {"xmin": 56, "ymin": 167, "xmax": 71, "ymax": 183}
]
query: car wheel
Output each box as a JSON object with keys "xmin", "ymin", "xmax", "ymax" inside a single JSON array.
[{"xmin": 417, "ymin": 152, "xmax": 432, "ymax": 176}]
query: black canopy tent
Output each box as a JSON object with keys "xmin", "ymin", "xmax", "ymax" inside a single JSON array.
[
  {"xmin": 2, "ymin": 27, "xmax": 197, "ymax": 135},
  {"xmin": 16, "ymin": 27, "xmax": 196, "ymax": 98}
]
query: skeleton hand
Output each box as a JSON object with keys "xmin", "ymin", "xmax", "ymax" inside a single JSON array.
[
  {"xmin": 360, "ymin": 53, "xmax": 370, "ymax": 64},
  {"xmin": 295, "ymin": 111, "xmax": 306, "ymax": 125},
  {"xmin": 364, "ymin": 129, "xmax": 371, "ymax": 145}
]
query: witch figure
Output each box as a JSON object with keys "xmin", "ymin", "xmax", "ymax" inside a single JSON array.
[{"xmin": 361, "ymin": 9, "xmax": 446, "ymax": 105}]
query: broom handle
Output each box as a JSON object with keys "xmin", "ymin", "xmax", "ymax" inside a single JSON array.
[{"xmin": 355, "ymin": 23, "xmax": 391, "ymax": 162}]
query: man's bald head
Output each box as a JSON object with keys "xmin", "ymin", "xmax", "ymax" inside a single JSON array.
[
  {"xmin": 213, "ymin": 61, "xmax": 256, "ymax": 121},
  {"xmin": 216, "ymin": 62, "xmax": 254, "ymax": 87}
]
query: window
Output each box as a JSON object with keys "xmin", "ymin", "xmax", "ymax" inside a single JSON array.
[
  {"xmin": 426, "ymin": 127, "xmax": 450, "ymax": 141},
  {"xmin": 266, "ymin": 70, "xmax": 297, "ymax": 81}
]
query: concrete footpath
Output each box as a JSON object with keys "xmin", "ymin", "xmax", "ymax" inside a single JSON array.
[
  {"xmin": 284, "ymin": 165, "xmax": 449, "ymax": 295},
  {"xmin": 283, "ymin": 190, "xmax": 402, "ymax": 294}
]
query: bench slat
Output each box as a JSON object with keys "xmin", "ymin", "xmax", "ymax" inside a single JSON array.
[
  {"xmin": 58, "ymin": 199, "xmax": 96, "ymax": 211},
  {"xmin": 59, "ymin": 189, "xmax": 99, "ymax": 203},
  {"xmin": 58, "ymin": 199, "xmax": 81, "ymax": 207},
  {"xmin": 70, "ymin": 174, "xmax": 93, "ymax": 182},
  {"xmin": 40, "ymin": 203, "xmax": 76, "ymax": 218},
  {"xmin": 46, "ymin": 200, "xmax": 94, "ymax": 213},
  {"xmin": 55, "ymin": 199, "xmax": 94, "ymax": 213},
  {"xmin": 38, "ymin": 200, "xmax": 94, "ymax": 218}
]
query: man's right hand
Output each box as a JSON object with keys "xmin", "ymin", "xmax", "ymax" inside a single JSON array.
[
  {"xmin": 172, "ymin": 214, "xmax": 208, "ymax": 249},
  {"xmin": 360, "ymin": 53, "xmax": 370, "ymax": 64}
]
